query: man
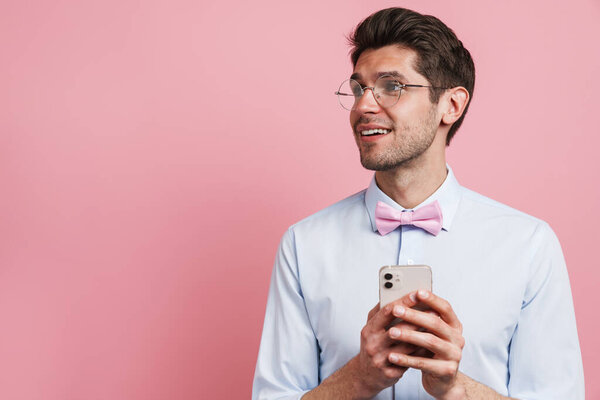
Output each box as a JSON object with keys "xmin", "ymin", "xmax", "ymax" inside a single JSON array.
[{"xmin": 253, "ymin": 7, "xmax": 584, "ymax": 400}]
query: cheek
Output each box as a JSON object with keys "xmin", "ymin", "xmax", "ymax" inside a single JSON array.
[
  {"xmin": 386, "ymin": 102, "xmax": 426, "ymax": 128},
  {"xmin": 349, "ymin": 112, "xmax": 358, "ymax": 130},
  {"xmin": 384, "ymin": 110, "xmax": 400, "ymax": 129}
]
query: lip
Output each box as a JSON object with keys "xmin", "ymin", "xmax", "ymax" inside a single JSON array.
[
  {"xmin": 356, "ymin": 129, "xmax": 393, "ymax": 142},
  {"xmin": 356, "ymin": 124, "xmax": 392, "ymax": 132},
  {"xmin": 355, "ymin": 124, "xmax": 393, "ymax": 143},
  {"xmin": 359, "ymin": 132, "xmax": 390, "ymax": 142}
]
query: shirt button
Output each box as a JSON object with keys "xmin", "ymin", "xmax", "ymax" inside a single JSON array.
[{"xmin": 407, "ymin": 259, "xmax": 414, "ymax": 265}]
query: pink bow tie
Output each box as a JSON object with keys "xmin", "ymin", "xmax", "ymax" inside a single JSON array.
[{"xmin": 375, "ymin": 200, "xmax": 443, "ymax": 236}]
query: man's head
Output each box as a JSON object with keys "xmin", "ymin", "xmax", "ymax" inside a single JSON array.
[{"xmin": 348, "ymin": 7, "xmax": 475, "ymax": 147}]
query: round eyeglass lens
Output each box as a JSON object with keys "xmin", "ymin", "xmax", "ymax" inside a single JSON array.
[
  {"xmin": 375, "ymin": 76, "xmax": 402, "ymax": 108},
  {"xmin": 336, "ymin": 76, "xmax": 402, "ymax": 110},
  {"xmin": 337, "ymin": 79, "xmax": 362, "ymax": 111}
]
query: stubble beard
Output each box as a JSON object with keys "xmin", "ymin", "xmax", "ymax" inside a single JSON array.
[{"xmin": 358, "ymin": 107, "xmax": 438, "ymax": 171}]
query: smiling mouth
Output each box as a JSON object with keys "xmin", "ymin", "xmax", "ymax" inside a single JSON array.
[{"xmin": 360, "ymin": 128, "xmax": 392, "ymax": 136}]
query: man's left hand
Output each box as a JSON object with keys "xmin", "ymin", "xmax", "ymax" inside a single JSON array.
[{"xmin": 387, "ymin": 290, "xmax": 466, "ymax": 400}]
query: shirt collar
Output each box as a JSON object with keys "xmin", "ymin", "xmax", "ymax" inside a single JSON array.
[{"xmin": 364, "ymin": 165, "xmax": 462, "ymax": 233}]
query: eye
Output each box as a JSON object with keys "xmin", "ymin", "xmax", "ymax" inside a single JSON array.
[
  {"xmin": 349, "ymin": 81, "xmax": 363, "ymax": 97},
  {"xmin": 389, "ymin": 82, "xmax": 401, "ymax": 91},
  {"xmin": 380, "ymin": 79, "xmax": 402, "ymax": 94}
]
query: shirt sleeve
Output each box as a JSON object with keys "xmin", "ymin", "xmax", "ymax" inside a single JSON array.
[
  {"xmin": 252, "ymin": 228, "xmax": 319, "ymax": 400},
  {"xmin": 507, "ymin": 222, "xmax": 584, "ymax": 399}
]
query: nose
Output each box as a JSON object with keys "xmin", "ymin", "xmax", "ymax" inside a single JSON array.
[{"xmin": 354, "ymin": 87, "xmax": 381, "ymax": 113}]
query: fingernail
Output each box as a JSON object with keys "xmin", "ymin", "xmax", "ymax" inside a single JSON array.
[
  {"xmin": 418, "ymin": 289, "xmax": 429, "ymax": 299},
  {"xmin": 389, "ymin": 353, "xmax": 399, "ymax": 363},
  {"xmin": 409, "ymin": 292, "xmax": 417, "ymax": 302},
  {"xmin": 394, "ymin": 305, "xmax": 405, "ymax": 316},
  {"xmin": 389, "ymin": 327, "xmax": 401, "ymax": 338}
]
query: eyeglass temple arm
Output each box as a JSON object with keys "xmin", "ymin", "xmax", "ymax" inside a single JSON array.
[
  {"xmin": 403, "ymin": 84, "xmax": 449, "ymax": 89},
  {"xmin": 334, "ymin": 86, "xmax": 375, "ymax": 96},
  {"xmin": 334, "ymin": 84, "xmax": 447, "ymax": 95}
]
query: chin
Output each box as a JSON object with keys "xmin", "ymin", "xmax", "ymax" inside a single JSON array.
[
  {"xmin": 360, "ymin": 153, "xmax": 418, "ymax": 171},
  {"xmin": 360, "ymin": 158, "xmax": 398, "ymax": 171}
]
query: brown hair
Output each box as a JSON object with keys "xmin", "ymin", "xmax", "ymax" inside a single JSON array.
[{"xmin": 349, "ymin": 7, "xmax": 475, "ymax": 145}]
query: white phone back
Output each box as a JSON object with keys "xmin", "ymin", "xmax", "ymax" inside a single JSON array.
[{"xmin": 379, "ymin": 265, "xmax": 432, "ymax": 308}]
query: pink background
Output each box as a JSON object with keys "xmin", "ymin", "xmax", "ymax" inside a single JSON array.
[{"xmin": 1, "ymin": 0, "xmax": 598, "ymax": 398}]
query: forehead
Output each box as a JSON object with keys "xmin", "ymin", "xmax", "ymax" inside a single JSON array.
[{"xmin": 352, "ymin": 45, "xmax": 421, "ymax": 82}]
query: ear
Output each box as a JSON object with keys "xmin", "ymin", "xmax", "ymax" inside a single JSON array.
[{"xmin": 441, "ymin": 87, "xmax": 469, "ymax": 126}]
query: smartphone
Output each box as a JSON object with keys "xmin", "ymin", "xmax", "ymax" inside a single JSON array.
[{"xmin": 379, "ymin": 265, "xmax": 432, "ymax": 308}]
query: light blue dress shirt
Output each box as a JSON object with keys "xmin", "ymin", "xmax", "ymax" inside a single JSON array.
[{"xmin": 253, "ymin": 167, "xmax": 584, "ymax": 399}]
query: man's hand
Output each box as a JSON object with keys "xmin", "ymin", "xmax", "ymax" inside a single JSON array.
[
  {"xmin": 386, "ymin": 290, "xmax": 466, "ymax": 400},
  {"xmin": 350, "ymin": 294, "xmax": 425, "ymax": 399},
  {"xmin": 306, "ymin": 291, "xmax": 516, "ymax": 400},
  {"xmin": 303, "ymin": 293, "xmax": 425, "ymax": 400}
]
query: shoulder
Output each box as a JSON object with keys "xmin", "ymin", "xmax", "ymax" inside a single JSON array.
[
  {"xmin": 282, "ymin": 189, "xmax": 367, "ymax": 240},
  {"xmin": 459, "ymin": 186, "xmax": 548, "ymax": 228},
  {"xmin": 292, "ymin": 189, "xmax": 366, "ymax": 227},
  {"xmin": 459, "ymin": 187, "xmax": 560, "ymax": 251}
]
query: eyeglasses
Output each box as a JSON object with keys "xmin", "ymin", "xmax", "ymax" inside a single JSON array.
[{"xmin": 334, "ymin": 74, "xmax": 447, "ymax": 111}]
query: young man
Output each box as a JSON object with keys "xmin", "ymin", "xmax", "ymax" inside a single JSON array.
[{"xmin": 253, "ymin": 7, "xmax": 584, "ymax": 400}]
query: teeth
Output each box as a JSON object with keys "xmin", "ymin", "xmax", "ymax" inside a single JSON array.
[{"xmin": 361, "ymin": 129, "xmax": 391, "ymax": 136}]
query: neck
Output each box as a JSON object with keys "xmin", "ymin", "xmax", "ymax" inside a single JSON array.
[{"xmin": 375, "ymin": 154, "xmax": 447, "ymax": 209}]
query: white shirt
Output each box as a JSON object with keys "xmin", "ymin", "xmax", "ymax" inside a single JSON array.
[{"xmin": 253, "ymin": 167, "xmax": 584, "ymax": 399}]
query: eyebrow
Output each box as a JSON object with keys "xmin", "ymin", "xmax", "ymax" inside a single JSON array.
[{"xmin": 350, "ymin": 71, "xmax": 409, "ymax": 82}]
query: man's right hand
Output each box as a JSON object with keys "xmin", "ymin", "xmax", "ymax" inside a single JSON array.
[
  {"xmin": 303, "ymin": 292, "xmax": 425, "ymax": 400},
  {"xmin": 351, "ymin": 293, "xmax": 423, "ymax": 399}
]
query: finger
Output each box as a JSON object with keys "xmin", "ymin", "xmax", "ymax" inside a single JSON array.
[
  {"xmin": 371, "ymin": 351, "xmax": 407, "ymax": 380},
  {"xmin": 367, "ymin": 303, "xmax": 380, "ymax": 321},
  {"xmin": 386, "ymin": 292, "xmax": 432, "ymax": 331},
  {"xmin": 412, "ymin": 347, "xmax": 434, "ymax": 359},
  {"xmin": 388, "ymin": 327, "xmax": 461, "ymax": 361},
  {"xmin": 392, "ymin": 304, "xmax": 455, "ymax": 341},
  {"xmin": 379, "ymin": 326, "xmax": 422, "ymax": 352},
  {"xmin": 388, "ymin": 353, "xmax": 459, "ymax": 378},
  {"xmin": 380, "ymin": 322, "xmax": 420, "ymax": 350},
  {"xmin": 388, "ymin": 319, "xmax": 420, "ymax": 333},
  {"xmin": 416, "ymin": 290, "xmax": 462, "ymax": 331},
  {"xmin": 380, "ymin": 365, "xmax": 407, "ymax": 382},
  {"xmin": 387, "ymin": 342, "xmax": 420, "ymax": 356},
  {"xmin": 370, "ymin": 292, "xmax": 420, "ymax": 331}
]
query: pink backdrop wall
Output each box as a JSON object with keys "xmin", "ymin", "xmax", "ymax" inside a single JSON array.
[{"xmin": 1, "ymin": 0, "xmax": 598, "ymax": 398}]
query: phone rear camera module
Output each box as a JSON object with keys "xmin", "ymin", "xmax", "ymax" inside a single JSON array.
[
  {"xmin": 384, "ymin": 273, "xmax": 393, "ymax": 280},
  {"xmin": 384, "ymin": 282, "xmax": 393, "ymax": 289}
]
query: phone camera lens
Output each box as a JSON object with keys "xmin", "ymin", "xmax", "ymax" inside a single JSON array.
[
  {"xmin": 384, "ymin": 282, "xmax": 393, "ymax": 289},
  {"xmin": 384, "ymin": 273, "xmax": 393, "ymax": 280}
]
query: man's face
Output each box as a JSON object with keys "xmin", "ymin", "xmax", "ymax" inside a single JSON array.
[{"xmin": 350, "ymin": 45, "xmax": 442, "ymax": 171}]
